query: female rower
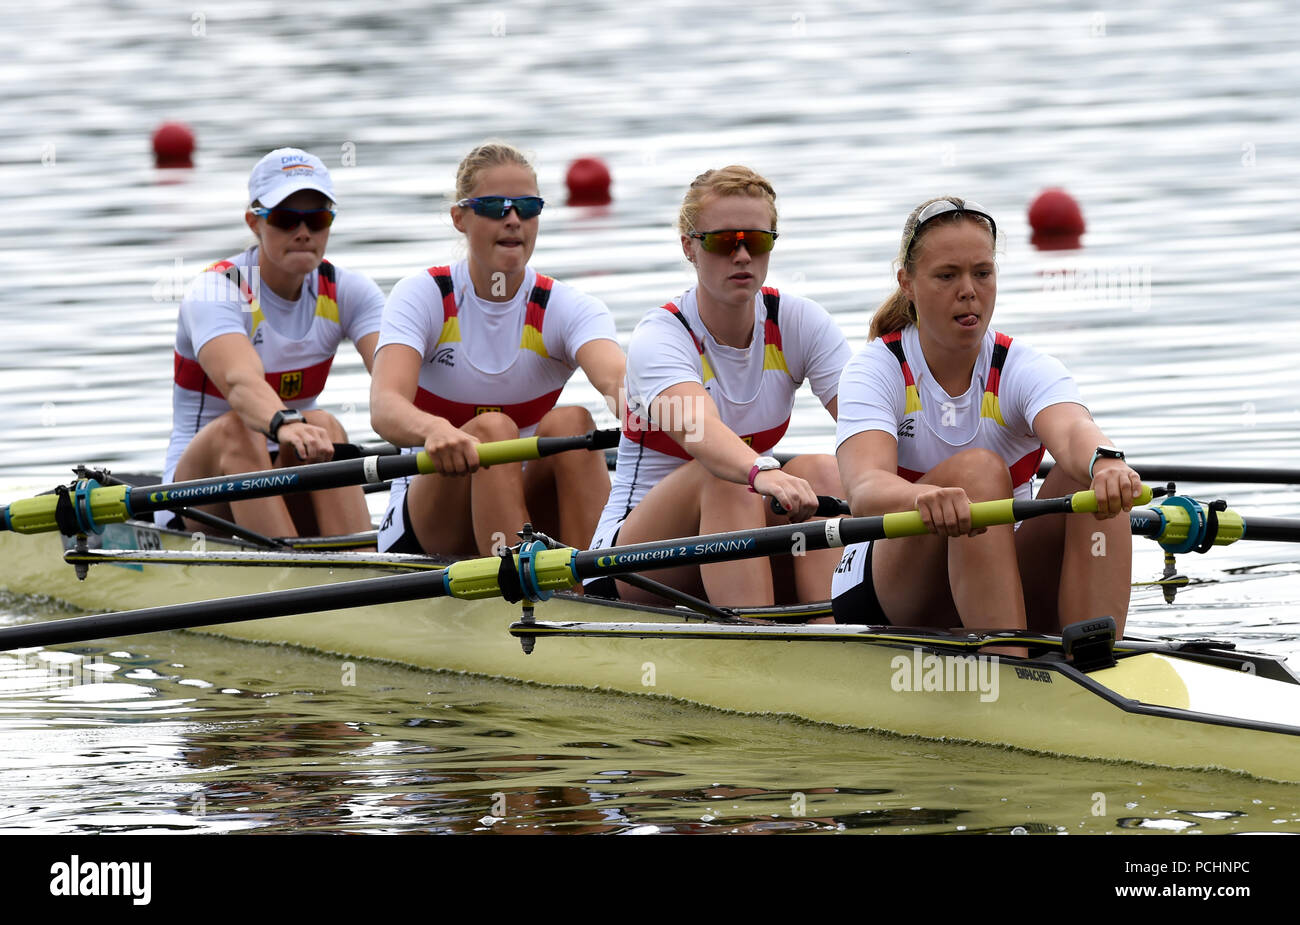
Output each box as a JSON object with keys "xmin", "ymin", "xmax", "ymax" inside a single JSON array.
[
  {"xmin": 370, "ymin": 142, "xmax": 625, "ymax": 556},
  {"xmin": 833, "ymin": 197, "xmax": 1142, "ymax": 634},
  {"xmin": 588, "ymin": 166, "xmax": 850, "ymax": 606},
  {"xmin": 163, "ymin": 147, "xmax": 383, "ymax": 538}
]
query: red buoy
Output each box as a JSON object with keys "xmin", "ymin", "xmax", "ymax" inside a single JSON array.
[
  {"xmin": 1028, "ymin": 188, "xmax": 1084, "ymax": 250},
  {"xmin": 153, "ymin": 122, "xmax": 196, "ymax": 168},
  {"xmin": 566, "ymin": 157, "xmax": 611, "ymax": 206}
]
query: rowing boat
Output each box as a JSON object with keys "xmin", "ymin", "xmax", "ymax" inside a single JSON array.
[{"xmin": 3, "ymin": 472, "xmax": 1299, "ymax": 784}]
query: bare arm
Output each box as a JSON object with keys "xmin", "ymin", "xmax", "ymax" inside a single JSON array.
[
  {"xmin": 575, "ymin": 338, "xmax": 626, "ymax": 419},
  {"xmin": 837, "ymin": 430, "xmax": 987, "ymax": 537},
  {"xmin": 196, "ymin": 333, "xmax": 333, "ymax": 462},
  {"xmin": 648, "ymin": 381, "xmax": 819, "ymax": 520},
  {"xmin": 369, "ymin": 343, "xmax": 479, "ymax": 475},
  {"xmin": 1032, "ymin": 402, "xmax": 1141, "ymax": 517},
  {"xmin": 354, "ymin": 331, "xmax": 379, "ymax": 373}
]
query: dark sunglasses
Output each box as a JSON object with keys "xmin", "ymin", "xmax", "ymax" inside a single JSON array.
[
  {"xmin": 687, "ymin": 229, "xmax": 778, "ymax": 256},
  {"xmin": 903, "ymin": 199, "xmax": 997, "ymax": 261},
  {"xmin": 456, "ymin": 196, "xmax": 545, "ymax": 220},
  {"xmin": 251, "ymin": 206, "xmax": 336, "ymax": 232}
]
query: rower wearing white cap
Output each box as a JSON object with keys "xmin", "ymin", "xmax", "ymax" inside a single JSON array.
[{"xmin": 160, "ymin": 147, "xmax": 385, "ymax": 538}]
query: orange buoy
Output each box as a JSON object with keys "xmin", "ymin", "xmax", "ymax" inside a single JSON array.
[
  {"xmin": 566, "ymin": 157, "xmax": 611, "ymax": 206},
  {"xmin": 1028, "ymin": 188, "xmax": 1084, "ymax": 250},
  {"xmin": 153, "ymin": 122, "xmax": 196, "ymax": 168}
]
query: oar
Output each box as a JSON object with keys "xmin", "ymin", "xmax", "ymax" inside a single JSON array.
[
  {"xmin": 1, "ymin": 429, "xmax": 620, "ymax": 537},
  {"xmin": 1039, "ymin": 460, "xmax": 1300, "ymax": 485},
  {"xmin": 0, "ymin": 484, "xmax": 1154, "ymax": 651}
]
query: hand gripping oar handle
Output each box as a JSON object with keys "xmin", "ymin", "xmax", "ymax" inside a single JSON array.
[
  {"xmin": 1, "ymin": 429, "xmax": 621, "ymax": 536},
  {"xmin": 769, "ymin": 495, "xmax": 852, "ymax": 517}
]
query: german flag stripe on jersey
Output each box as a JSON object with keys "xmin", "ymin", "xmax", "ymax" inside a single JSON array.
[
  {"xmin": 521, "ymin": 273, "xmax": 553, "ymax": 358},
  {"xmin": 314, "ymin": 261, "xmax": 339, "ymax": 324},
  {"xmin": 979, "ymin": 331, "xmax": 1013, "ymax": 427},
  {"xmin": 427, "ymin": 267, "xmax": 554, "ymax": 357},
  {"xmin": 761, "ymin": 287, "xmax": 789, "ymax": 375},
  {"xmin": 428, "ymin": 266, "xmax": 461, "ymax": 346},
  {"xmin": 881, "ymin": 330, "xmax": 922, "ymax": 414},
  {"xmin": 176, "ymin": 260, "xmax": 338, "ymax": 401},
  {"xmin": 622, "ymin": 293, "xmax": 790, "ymax": 456}
]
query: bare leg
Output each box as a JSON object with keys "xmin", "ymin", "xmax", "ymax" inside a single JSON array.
[
  {"xmin": 769, "ymin": 454, "xmax": 844, "ymax": 603},
  {"xmin": 872, "ymin": 449, "xmax": 1025, "ymax": 632},
  {"xmin": 276, "ymin": 409, "xmax": 373, "ymax": 538},
  {"xmin": 406, "ymin": 412, "xmax": 529, "ymax": 557},
  {"xmin": 612, "ymin": 460, "xmax": 775, "ymax": 607},
  {"xmin": 523, "ymin": 406, "xmax": 609, "ymax": 548},
  {"xmin": 1015, "ymin": 466, "xmax": 1132, "ymax": 635},
  {"xmin": 173, "ymin": 411, "xmax": 297, "ymax": 537}
]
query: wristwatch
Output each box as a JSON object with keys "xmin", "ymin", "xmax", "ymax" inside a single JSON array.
[
  {"xmin": 1088, "ymin": 445, "xmax": 1125, "ymax": 479},
  {"xmin": 748, "ymin": 456, "xmax": 781, "ymax": 493},
  {"xmin": 268, "ymin": 408, "xmax": 306, "ymax": 442}
]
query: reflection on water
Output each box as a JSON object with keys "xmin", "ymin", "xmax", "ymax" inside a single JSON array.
[
  {"xmin": 1, "ymin": 624, "xmax": 1298, "ymax": 835},
  {"xmin": 2, "ymin": 0, "xmax": 1300, "ymax": 833}
]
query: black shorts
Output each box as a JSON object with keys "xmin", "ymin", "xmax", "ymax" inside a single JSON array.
[
  {"xmin": 831, "ymin": 542, "xmax": 891, "ymax": 625},
  {"xmin": 381, "ymin": 493, "xmax": 425, "ymax": 555}
]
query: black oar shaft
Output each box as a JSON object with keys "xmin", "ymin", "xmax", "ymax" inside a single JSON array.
[
  {"xmin": 0, "ymin": 569, "xmax": 450, "ymax": 650},
  {"xmin": 129, "ymin": 431, "xmax": 615, "ymax": 514},
  {"xmin": 572, "ymin": 494, "xmax": 1082, "ymax": 580},
  {"xmin": 1041, "ymin": 461, "xmax": 1300, "ymax": 486},
  {"xmin": 1242, "ymin": 516, "xmax": 1300, "ymax": 542}
]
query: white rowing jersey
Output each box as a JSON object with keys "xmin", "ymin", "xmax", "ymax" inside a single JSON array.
[
  {"xmin": 375, "ymin": 260, "xmax": 618, "ymax": 549},
  {"xmin": 591, "ymin": 286, "xmax": 849, "ymax": 549},
  {"xmin": 830, "ymin": 323, "xmax": 1083, "ymax": 595},
  {"xmin": 163, "ymin": 247, "xmax": 384, "ymax": 484}
]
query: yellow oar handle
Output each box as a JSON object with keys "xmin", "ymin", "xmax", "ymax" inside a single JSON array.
[
  {"xmin": 4, "ymin": 484, "xmax": 130, "ymax": 535},
  {"xmin": 445, "ymin": 547, "xmax": 577, "ymax": 600},
  {"xmin": 414, "ymin": 437, "xmax": 545, "ymax": 475},
  {"xmin": 876, "ymin": 483, "xmax": 1155, "ymax": 539}
]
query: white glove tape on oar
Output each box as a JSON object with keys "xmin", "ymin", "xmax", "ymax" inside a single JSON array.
[
  {"xmin": 823, "ymin": 517, "xmax": 844, "ymax": 548},
  {"xmin": 363, "ymin": 456, "xmax": 381, "ymax": 484}
]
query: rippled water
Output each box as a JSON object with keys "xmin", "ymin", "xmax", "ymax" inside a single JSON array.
[{"xmin": 2, "ymin": 0, "xmax": 1300, "ymax": 836}]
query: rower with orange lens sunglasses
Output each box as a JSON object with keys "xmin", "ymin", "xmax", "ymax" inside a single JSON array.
[{"xmin": 686, "ymin": 228, "xmax": 779, "ymax": 256}]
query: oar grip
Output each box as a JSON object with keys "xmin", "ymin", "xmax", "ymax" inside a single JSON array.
[
  {"xmin": 445, "ymin": 547, "xmax": 577, "ymax": 600},
  {"xmin": 3, "ymin": 484, "xmax": 129, "ymax": 535},
  {"xmin": 1068, "ymin": 483, "xmax": 1154, "ymax": 514}
]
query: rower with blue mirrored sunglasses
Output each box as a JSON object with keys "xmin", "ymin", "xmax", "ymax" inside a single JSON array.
[
  {"xmin": 687, "ymin": 229, "xmax": 779, "ymax": 256},
  {"xmin": 456, "ymin": 196, "xmax": 546, "ymax": 220},
  {"xmin": 250, "ymin": 205, "xmax": 336, "ymax": 232}
]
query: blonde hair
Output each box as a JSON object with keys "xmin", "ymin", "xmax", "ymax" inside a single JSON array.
[
  {"xmin": 869, "ymin": 196, "xmax": 997, "ymax": 340},
  {"xmin": 454, "ymin": 141, "xmax": 537, "ymax": 201},
  {"xmin": 677, "ymin": 165, "xmax": 778, "ymax": 235}
]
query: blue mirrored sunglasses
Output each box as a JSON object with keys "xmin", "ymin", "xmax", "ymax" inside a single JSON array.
[{"xmin": 456, "ymin": 196, "xmax": 545, "ymax": 220}]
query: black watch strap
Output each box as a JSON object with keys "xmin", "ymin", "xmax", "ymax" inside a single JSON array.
[
  {"xmin": 1088, "ymin": 445, "xmax": 1125, "ymax": 479},
  {"xmin": 268, "ymin": 409, "xmax": 306, "ymax": 442}
]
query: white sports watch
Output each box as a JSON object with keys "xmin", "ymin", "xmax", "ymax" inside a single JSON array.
[{"xmin": 747, "ymin": 456, "xmax": 781, "ymax": 493}]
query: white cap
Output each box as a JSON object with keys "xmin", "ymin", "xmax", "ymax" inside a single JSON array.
[{"xmin": 247, "ymin": 148, "xmax": 336, "ymax": 207}]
